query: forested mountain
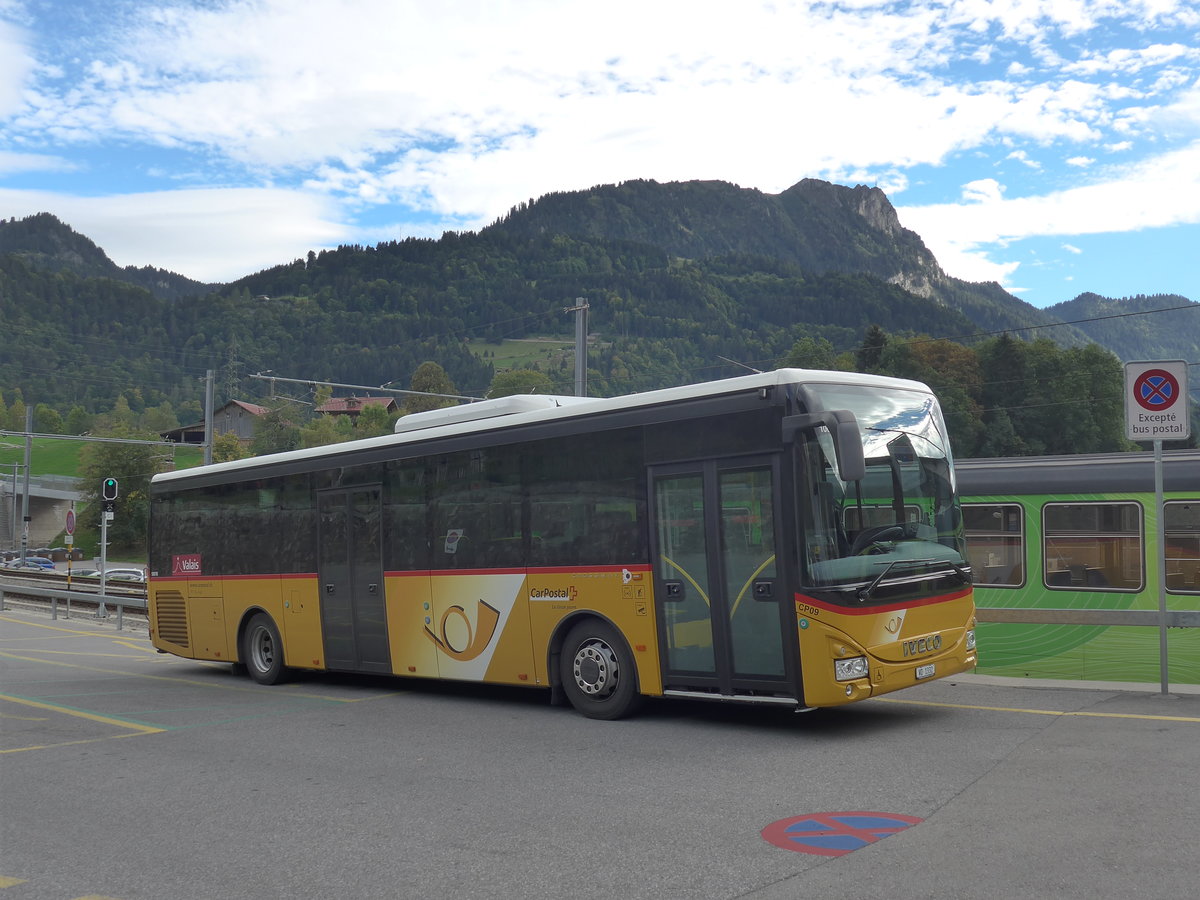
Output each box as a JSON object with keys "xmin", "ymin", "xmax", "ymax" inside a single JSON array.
[
  {"xmin": 1, "ymin": 180, "xmax": 1194, "ymax": 455},
  {"xmin": 0, "ymin": 212, "xmax": 214, "ymax": 301},
  {"xmin": 489, "ymin": 178, "xmax": 1095, "ymax": 343},
  {"xmin": 1044, "ymin": 292, "xmax": 1200, "ymax": 362}
]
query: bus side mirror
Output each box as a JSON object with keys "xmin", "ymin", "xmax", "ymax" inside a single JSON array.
[{"xmin": 783, "ymin": 410, "xmax": 866, "ymax": 482}]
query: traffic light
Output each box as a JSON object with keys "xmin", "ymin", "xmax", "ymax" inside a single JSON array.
[{"xmin": 102, "ymin": 477, "xmax": 119, "ymax": 501}]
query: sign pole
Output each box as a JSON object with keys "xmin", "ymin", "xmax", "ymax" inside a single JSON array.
[
  {"xmin": 1154, "ymin": 439, "xmax": 1168, "ymax": 696},
  {"xmin": 98, "ymin": 512, "xmax": 109, "ymax": 619},
  {"xmin": 63, "ymin": 504, "xmax": 75, "ymax": 620},
  {"xmin": 1124, "ymin": 360, "xmax": 1190, "ymax": 698}
]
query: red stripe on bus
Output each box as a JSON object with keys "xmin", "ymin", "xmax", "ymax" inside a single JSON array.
[
  {"xmin": 154, "ymin": 565, "xmax": 653, "ymax": 583},
  {"xmin": 794, "ymin": 587, "xmax": 972, "ymax": 616},
  {"xmin": 152, "ymin": 573, "xmax": 318, "ymax": 583}
]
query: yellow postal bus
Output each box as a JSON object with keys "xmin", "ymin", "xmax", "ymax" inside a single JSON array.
[{"xmin": 148, "ymin": 369, "xmax": 976, "ymax": 718}]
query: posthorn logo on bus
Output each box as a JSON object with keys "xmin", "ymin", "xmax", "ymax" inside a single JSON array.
[{"xmin": 902, "ymin": 634, "xmax": 942, "ymax": 657}]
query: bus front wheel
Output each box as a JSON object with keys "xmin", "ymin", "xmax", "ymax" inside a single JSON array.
[
  {"xmin": 242, "ymin": 613, "xmax": 288, "ymax": 685},
  {"xmin": 560, "ymin": 620, "xmax": 641, "ymax": 720}
]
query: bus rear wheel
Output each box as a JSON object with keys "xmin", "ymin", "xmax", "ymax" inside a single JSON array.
[
  {"xmin": 560, "ymin": 620, "xmax": 641, "ymax": 720},
  {"xmin": 242, "ymin": 613, "xmax": 288, "ymax": 685}
]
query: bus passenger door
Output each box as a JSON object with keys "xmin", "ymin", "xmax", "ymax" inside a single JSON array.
[
  {"xmin": 650, "ymin": 458, "xmax": 795, "ymax": 700},
  {"xmin": 318, "ymin": 486, "xmax": 390, "ymax": 674}
]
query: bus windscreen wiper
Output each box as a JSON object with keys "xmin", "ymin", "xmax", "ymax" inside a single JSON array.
[{"xmin": 858, "ymin": 557, "xmax": 937, "ymax": 601}]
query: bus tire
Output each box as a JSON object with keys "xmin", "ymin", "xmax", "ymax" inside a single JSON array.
[
  {"xmin": 560, "ymin": 620, "xmax": 641, "ymax": 720},
  {"xmin": 242, "ymin": 613, "xmax": 288, "ymax": 685}
]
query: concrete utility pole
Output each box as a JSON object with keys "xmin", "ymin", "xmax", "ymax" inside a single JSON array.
[
  {"xmin": 204, "ymin": 369, "xmax": 215, "ymax": 465},
  {"xmin": 20, "ymin": 408, "xmax": 31, "ymax": 564},
  {"xmin": 565, "ymin": 298, "xmax": 589, "ymax": 397}
]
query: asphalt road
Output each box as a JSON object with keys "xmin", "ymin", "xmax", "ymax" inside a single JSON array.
[{"xmin": 1, "ymin": 605, "xmax": 1197, "ymax": 900}]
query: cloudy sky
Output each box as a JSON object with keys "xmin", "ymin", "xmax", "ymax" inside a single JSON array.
[{"xmin": 1, "ymin": 0, "xmax": 1198, "ymax": 309}]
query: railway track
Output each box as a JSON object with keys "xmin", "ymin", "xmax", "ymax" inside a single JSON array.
[{"xmin": 0, "ymin": 568, "xmax": 148, "ymax": 621}]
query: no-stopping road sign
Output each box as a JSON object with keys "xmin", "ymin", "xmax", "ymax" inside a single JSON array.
[{"xmin": 1125, "ymin": 360, "xmax": 1190, "ymax": 441}]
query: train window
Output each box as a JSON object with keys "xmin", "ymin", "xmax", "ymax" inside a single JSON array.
[
  {"xmin": 1165, "ymin": 501, "xmax": 1200, "ymax": 594},
  {"xmin": 962, "ymin": 503, "xmax": 1024, "ymax": 586},
  {"xmin": 1043, "ymin": 502, "xmax": 1142, "ymax": 591}
]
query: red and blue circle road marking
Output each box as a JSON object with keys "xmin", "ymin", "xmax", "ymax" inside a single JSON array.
[
  {"xmin": 761, "ymin": 811, "xmax": 923, "ymax": 856},
  {"xmin": 1133, "ymin": 369, "xmax": 1180, "ymax": 411}
]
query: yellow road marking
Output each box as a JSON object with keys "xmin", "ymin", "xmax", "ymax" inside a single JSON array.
[
  {"xmin": 876, "ymin": 696, "xmax": 1200, "ymax": 724},
  {"xmin": 0, "ymin": 614, "xmax": 136, "ymax": 637},
  {"xmin": 0, "ymin": 694, "xmax": 163, "ymax": 734},
  {"xmin": 0, "ymin": 876, "xmax": 29, "ymax": 888},
  {"xmin": 13, "ymin": 649, "xmax": 158, "ymax": 659},
  {"xmin": 0, "ymin": 649, "xmax": 396, "ymax": 701},
  {"xmin": 0, "ymin": 692, "xmax": 165, "ymax": 754}
]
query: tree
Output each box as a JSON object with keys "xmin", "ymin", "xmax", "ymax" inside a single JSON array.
[
  {"xmin": 77, "ymin": 424, "xmax": 166, "ymax": 555},
  {"xmin": 141, "ymin": 401, "xmax": 180, "ymax": 434},
  {"xmin": 250, "ymin": 403, "xmax": 302, "ymax": 456},
  {"xmin": 111, "ymin": 395, "xmax": 136, "ymax": 427},
  {"xmin": 354, "ymin": 403, "xmax": 395, "ymax": 438},
  {"xmin": 856, "ymin": 325, "xmax": 889, "ymax": 372},
  {"xmin": 299, "ymin": 414, "xmax": 353, "ymax": 448},
  {"xmin": 33, "ymin": 403, "xmax": 63, "ymax": 434},
  {"xmin": 404, "ymin": 362, "xmax": 459, "ymax": 415},
  {"xmin": 211, "ymin": 431, "xmax": 248, "ymax": 463},
  {"xmin": 7, "ymin": 392, "xmax": 26, "ymax": 431},
  {"xmin": 782, "ymin": 336, "xmax": 841, "ymax": 371},
  {"xmin": 488, "ymin": 369, "xmax": 554, "ymax": 398},
  {"xmin": 65, "ymin": 405, "xmax": 92, "ymax": 435}
]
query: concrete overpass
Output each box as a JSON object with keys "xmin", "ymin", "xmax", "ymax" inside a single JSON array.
[{"xmin": 0, "ymin": 476, "xmax": 84, "ymax": 551}]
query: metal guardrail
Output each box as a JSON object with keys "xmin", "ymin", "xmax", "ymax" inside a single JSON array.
[
  {"xmin": 0, "ymin": 582, "xmax": 147, "ymax": 630},
  {"xmin": 976, "ymin": 607, "xmax": 1200, "ymax": 627}
]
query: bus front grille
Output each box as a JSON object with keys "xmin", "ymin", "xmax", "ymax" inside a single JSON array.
[{"xmin": 155, "ymin": 591, "xmax": 189, "ymax": 648}]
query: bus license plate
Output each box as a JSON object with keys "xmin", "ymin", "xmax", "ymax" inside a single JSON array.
[{"xmin": 915, "ymin": 663, "xmax": 936, "ymax": 680}]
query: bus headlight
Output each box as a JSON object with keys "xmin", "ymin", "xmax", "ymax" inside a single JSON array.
[
  {"xmin": 834, "ymin": 656, "xmax": 869, "ymax": 682},
  {"xmin": 966, "ymin": 629, "xmax": 976, "ymax": 651}
]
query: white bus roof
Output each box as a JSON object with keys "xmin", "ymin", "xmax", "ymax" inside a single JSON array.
[{"xmin": 153, "ymin": 368, "xmax": 933, "ymax": 485}]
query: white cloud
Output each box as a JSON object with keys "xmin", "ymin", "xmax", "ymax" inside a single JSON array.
[
  {"xmin": 1064, "ymin": 42, "xmax": 1196, "ymax": 76},
  {"xmin": 897, "ymin": 141, "xmax": 1200, "ymax": 283},
  {"xmin": 1062, "ymin": 243, "xmax": 1083, "ymax": 254},
  {"xmin": 0, "ymin": 149, "xmax": 74, "ymax": 174},
  {"xmin": 10, "ymin": 0, "xmax": 1166, "ymax": 207},
  {"xmin": 5, "ymin": 0, "xmax": 1200, "ymax": 297},
  {"xmin": 0, "ymin": 16, "xmax": 33, "ymax": 115},
  {"xmin": 1006, "ymin": 149, "xmax": 1041, "ymax": 169},
  {"xmin": 0, "ymin": 185, "xmax": 348, "ymax": 281}
]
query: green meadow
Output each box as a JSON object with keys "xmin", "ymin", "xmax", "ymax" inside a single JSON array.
[
  {"xmin": 471, "ymin": 337, "xmax": 573, "ymax": 372},
  {"xmin": 0, "ymin": 436, "xmax": 205, "ymax": 479}
]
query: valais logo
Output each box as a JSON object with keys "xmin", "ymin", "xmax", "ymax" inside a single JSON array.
[{"xmin": 172, "ymin": 554, "xmax": 202, "ymax": 576}]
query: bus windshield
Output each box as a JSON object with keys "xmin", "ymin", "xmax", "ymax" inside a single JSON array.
[{"xmin": 798, "ymin": 385, "xmax": 967, "ymax": 588}]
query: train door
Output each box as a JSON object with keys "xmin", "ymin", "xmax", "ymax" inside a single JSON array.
[
  {"xmin": 649, "ymin": 456, "xmax": 796, "ymax": 700},
  {"xmin": 318, "ymin": 486, "xmax": 390, "ymax": 673}
]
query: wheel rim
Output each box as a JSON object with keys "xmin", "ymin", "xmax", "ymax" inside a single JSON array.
[
  {"xmin": 250, "ymin": 625, "xmax": 275, "ymax": 673},
  {"xmin": 571, "ymin": 638, "xmax": 619, "ymax": 699}
]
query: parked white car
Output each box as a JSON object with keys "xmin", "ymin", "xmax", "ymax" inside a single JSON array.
[
  {"xmin": 104, "ymin": 568, "xmax": 147, "ymax": 582},
  {"xmin": 74, "ymin": 567, "xmax": 146, "ymax": 582}
]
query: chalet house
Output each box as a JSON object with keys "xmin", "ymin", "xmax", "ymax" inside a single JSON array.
[
  {"xmin": 160, "ymin": 399, "xmax": 269, "ymax": 446},
  {"xmin": 315, "ymin": 396, "xmax": 398, "ymax": 418}
]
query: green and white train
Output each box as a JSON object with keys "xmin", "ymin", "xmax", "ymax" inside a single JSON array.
[{"xmin": 956, "ymin": 450, "xmax": 1200, "ymax": 686}]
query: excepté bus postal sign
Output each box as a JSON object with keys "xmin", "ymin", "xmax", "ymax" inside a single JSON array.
[{"xmin": 1124, "ymin": 360, "xmax": 1190, "ymax": 442}]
